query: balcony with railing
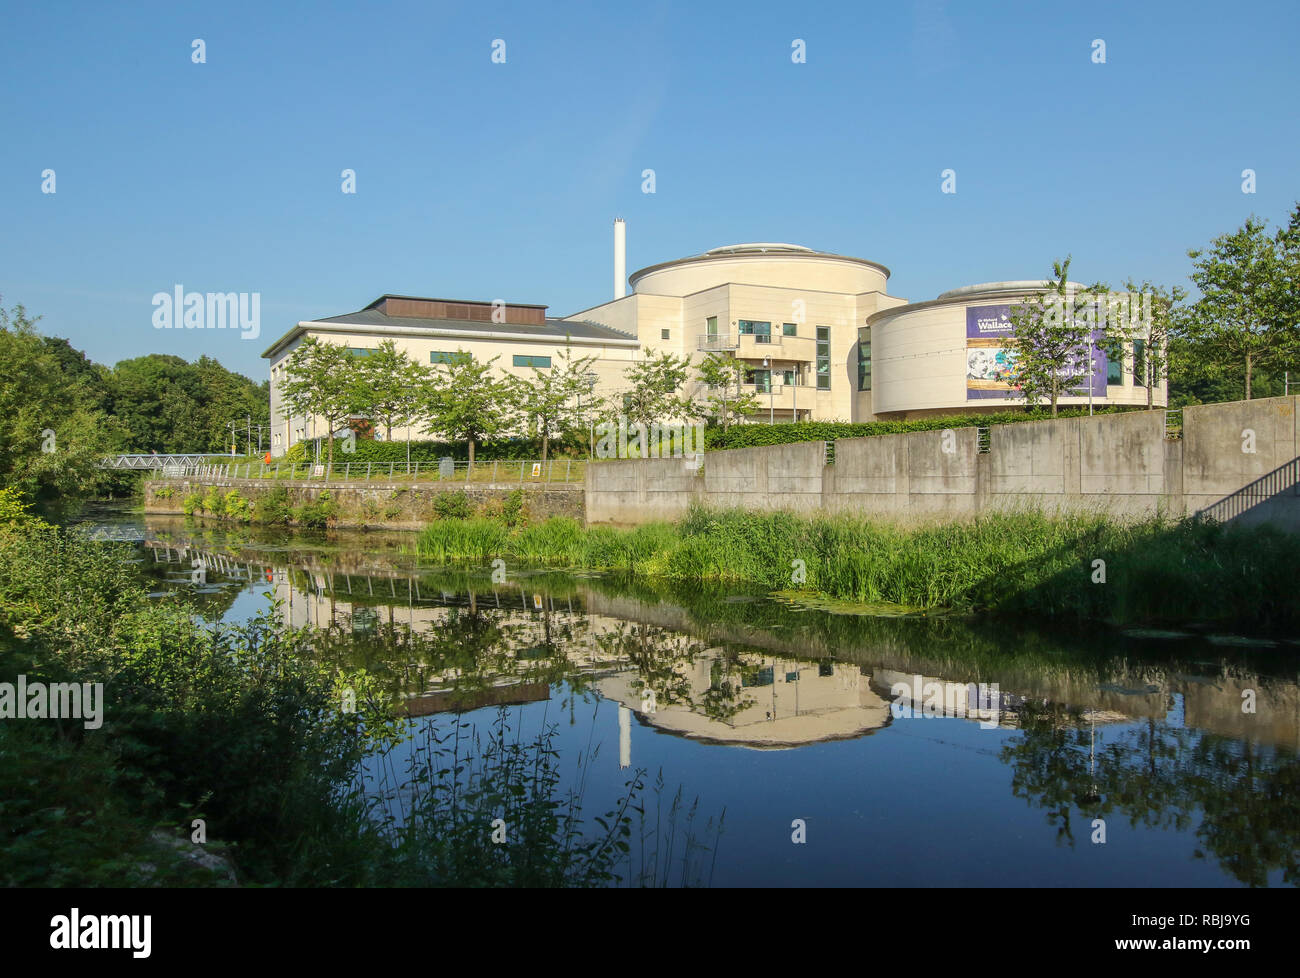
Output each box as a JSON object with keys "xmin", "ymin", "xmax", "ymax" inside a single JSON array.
[
  {"xmin": 735, "ymin": 381, "xmax": 818, "ymax": 410},
  {"xmin": 696, "ymin": 332, "xmax": 815, "ymax": 361}
]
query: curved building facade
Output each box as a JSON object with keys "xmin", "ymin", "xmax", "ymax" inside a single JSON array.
[
  {"xmin": 864, "ymin": 281, "xmax": 1165, "ymax": 418},
  {"xmin": 565, "ymin": 241, "xmax": 905, "ymax": 424}
]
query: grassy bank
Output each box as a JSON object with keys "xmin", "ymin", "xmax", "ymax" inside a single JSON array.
[{"xmin": 417, "ymin": 507, "xmax": 1299, "ymax": 631}]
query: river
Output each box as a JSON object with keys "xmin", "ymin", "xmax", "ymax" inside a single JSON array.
[{"xmin": 78, "ymin": 504, "xmax": 1300, "ymax": 887}]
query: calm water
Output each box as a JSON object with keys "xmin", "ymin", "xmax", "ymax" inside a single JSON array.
[{"xmin": 79, "ymin": 505, "xmax": 1300, "ymax": 887}]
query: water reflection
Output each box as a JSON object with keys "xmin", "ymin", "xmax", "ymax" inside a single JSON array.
[{"xmin": 119, "ymin": 513, "xmax": 1300, "ymax": 886}]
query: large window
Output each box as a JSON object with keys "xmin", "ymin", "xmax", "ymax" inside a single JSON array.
[
  {"xmin": 739, "ymin": 320, "xmax": 772, "ymax": 343},
  {"xmin": 816, "ymin": 326, "xmax": 831, "ymax": 390},
  {"xmin": 857, "ymin": 331, "xmax": 871, "ymax": 391},
  {"xmin": 513, "ymin": 354, "xmax": 552, "ymax": 368},
  {"xmin": 744, "ymin": 367, "xmax": 771, "ymax": 392},
  {"xmin": 1133, "ymin": 339, "xmax": 1146, "ymax": 386}
]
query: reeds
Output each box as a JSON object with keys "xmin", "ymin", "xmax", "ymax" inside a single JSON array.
[{"xmin": 417, "ymin": 506, "xmax": 1299, "ymax": 629}]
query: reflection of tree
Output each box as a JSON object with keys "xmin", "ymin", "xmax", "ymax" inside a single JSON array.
[
  {"xmin": 1000, "ymin": 702, "xmax": 1300, "ymax": 886},
  {"xmin": 595, "ymin": 622, "xmax": 702, "ymax": 709},
  {"xmin": 698, "ymin": 655, "xmax": 755, "ymax": 724}
]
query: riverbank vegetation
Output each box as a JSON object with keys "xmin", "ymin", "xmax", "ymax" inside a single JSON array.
[
  {"xmin": 417, "ymin": 506, "xmax": 1299, "ymax": 632},
  {"xmin": 0, "ymin": 491, "xmax": 719, "ymax": 886}
]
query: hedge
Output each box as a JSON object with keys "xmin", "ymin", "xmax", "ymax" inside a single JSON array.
[{"xmin": 703, "ymin": 406, "xmax": 1137, "ymax": 451}]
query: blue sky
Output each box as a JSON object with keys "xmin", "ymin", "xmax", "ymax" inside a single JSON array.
[{"xmin": 3, "ymin": 0, "xmax": 1297, "ymax": 380}]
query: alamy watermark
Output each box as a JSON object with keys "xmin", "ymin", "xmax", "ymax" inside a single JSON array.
[
  {"xmin": 594, "ymin": 416, "xmax": 705, "ymax": 470},
  {"xmin": 151, "ymin": 286, "xmax": 261, "ymax": 340},
  {"xmin": 0, "ymin": 674, "xmax": 103, "ymax": 729},
  {"xmin": 890, "ymin": 674, "xmax": 1003, "ymax": 729}
]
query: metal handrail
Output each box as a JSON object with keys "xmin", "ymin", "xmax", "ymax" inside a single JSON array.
[{"xmin": 149, "ymin": 458, "xmax": 585, "ymax": 484}]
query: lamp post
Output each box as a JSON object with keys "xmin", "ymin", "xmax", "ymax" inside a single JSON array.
[
  {"xmin": 583, "ymin": 372, "xmax": 598, "ymax": 457},
  {"xmin": 762, "ymin": 357, "xmax": 773, "ymax": 424}
]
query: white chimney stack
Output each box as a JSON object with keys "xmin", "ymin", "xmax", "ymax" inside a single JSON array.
[{"xmin": 613, "ymin": 218, "xmax": 627, "ymax": 299}]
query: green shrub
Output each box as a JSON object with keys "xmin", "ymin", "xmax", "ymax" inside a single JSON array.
[
  {"xmin": 293, "ymin": 490, "xmax": 337, "ymax": 529},
  {"xmin": 703, "ymin": 407, "xmax": 1135, "ymax": 452},
  {"xmin": 433, "ymin": 490, "xmax": 473, "ymax": 521},
  {"xmin": 202, "ymin": 485, "xmax": 225, "ymax": 517},
  {"xmin": 153, "ymin": 485, "xmax": 175, "ymax": 500},
  {"xmin": 223, "ymin": 490, "xmax": 252, "ymax": 523},
  {"xmin": 501, "ymin": 488, "xmax": 527, "ymax": 528},
  {"xmin": 182, "ymin": 492, "xmax": 204, "ymax": 516},
  {"xmin": 252, "ymin": 486, "xmax": 292, "ymax": 525}
]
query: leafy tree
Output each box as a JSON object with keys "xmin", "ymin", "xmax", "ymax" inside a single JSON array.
[
  {"xmin": 107, "ymin": 353, "xmax": 265, "ymax": 453},
  {"xmin": 279, "ymin": 338, "xmax": 361, "ymax": 481},
  {"xmin": 692, "ymin": 353, "xmax": 758, "ymax": 430},
  {"xmin": 507, "ymin": 345, "xmax": 601, "ymax": 461},
  {"xmin": 0, "ymin": 301, "xmax": 119, "ymax": 499},
  {"xmin": 1183, "ymin": 214, "xmax": 1290, "ymax": 400},
  {"xmin": 1102, "ymin": 280, "xmax": 1186, "ymax": 409},
  {"xmin": 622, "ymin": 352, "xmax": 692, "ymax": 427},
  {"xmin": 1009, "ymin": 258, "xmax": 1108, "ymax": 417},
  {"xmin": 421, "ymin": 352, "xmax": 515, "ymax": 465},
  {"xmin": 349, "ymin": 341, "xmax": 426, "ymax": 465}
]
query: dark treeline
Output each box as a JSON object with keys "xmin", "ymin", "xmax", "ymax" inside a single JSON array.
[{"xmin": 0, "ymin": 300, "xmax": 267, "ymax": 502}]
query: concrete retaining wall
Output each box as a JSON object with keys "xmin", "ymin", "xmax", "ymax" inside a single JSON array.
[{"xmin": 586, "ymin": 397, "xmax": 1300, "ymax": 530}]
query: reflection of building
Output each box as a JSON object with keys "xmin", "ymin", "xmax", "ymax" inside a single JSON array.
[
  {"xmin": 597, "ymin": 651, "xmax": 891, "ymax": 750},
  {"xmin": 143, "ymin": 539, "xmax": 1300, "ymax": 749}
]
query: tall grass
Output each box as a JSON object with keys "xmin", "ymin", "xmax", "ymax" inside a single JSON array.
[{"xmin": 417, "ymin": 506, "xmax": 1300, "ymax": 630}]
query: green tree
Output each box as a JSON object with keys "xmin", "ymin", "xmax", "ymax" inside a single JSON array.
[
  {"xmin": 1009, "ymin": 258, "xmax": 1108, "ymax": 417},
  {"xmin": 1103, "ymin": 280, "xmax": 1186, "ymax": 410},
  {"xmin": 622, "ymin": 352, "xmax": 691, "ymax": 428},
  {"xmin": 350, "ymin": 341, "xmax": 426, "ymax": 465},
  {"xmin": 421, "ymin": 352, "xmax": 514, "ymax": 465},
  {"xmin": 507, "ymin": 345, "xmax": 600, "ymax": 461},
  {"xmin": 0, "ymin": 301, "xmax": 120, "ymax": 499},
  {"xmin": 692, "ymin": 353, "xmax": 758, "ymax": 430},
  {"xmin": 280, "ymin": 338, "xmax": 361, "ymax": 482},
  {"xmin": 1184, "ymin": 214, "xmax": 1289, "ymax": 400}
]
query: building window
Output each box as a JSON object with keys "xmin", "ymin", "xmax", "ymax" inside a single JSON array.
[
  {"xmin": 1106, "ymin": 350, "xmax": 1123, "ymax": 385},
  {"xmin": 782, "ymin": 369, "xmax": 796, "ymax": 387},
  {"xmin": 430, "ymin": 351, "xmax": 468, "ymax": 365},
  {"xmin": 782, "ymin": 323, "xmax": 797, "ymax": 337},
  {"xmin": 816, "ymin": 326, "xmax": 831, "ymax": 390},
  {"xmin": 745, "ymin": 367, "xmax": 771, "ymax": 392},
  {"xmin": 739, "ymin": 320, "xmax": 772, "ymax": 343},
  {"xmin": 1133, "ymin": 339, "xmax": 1146, "ymax": 386},
  {"xmin": 513, "ymin": 354, "xmax": 552, "ymax": 368},
  {"xmin": 857, "ymin": 334, "xmax": 872, "ymax": 392},
  {"xmin": 706, "ymin": 316, "xmax": 718, "ymax": 337},
  {"xmin": 661, "ymin": 329, "xmax": 670, "ymax": 340},
  {"xmin": 347, "ymin": 347, "xmax": 373, "ymax": 357}
]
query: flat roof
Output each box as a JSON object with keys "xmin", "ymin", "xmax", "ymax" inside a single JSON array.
[{"xmin": 629, "ymin": 245, "xmax": 891, "ymax": 287}]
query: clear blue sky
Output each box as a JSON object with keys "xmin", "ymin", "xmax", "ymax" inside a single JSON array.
[{"xmin": 3, "ymin": 0, "xmax": 1297, "ymax": 380}]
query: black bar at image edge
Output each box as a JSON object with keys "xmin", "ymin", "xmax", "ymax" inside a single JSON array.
[{"xmin": 0, "ymin": 887, "xmax": 1282, "ymax": 964}]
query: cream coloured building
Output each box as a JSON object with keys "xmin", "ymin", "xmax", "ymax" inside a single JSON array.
[{"xmin": 262, "ymin": 224, "xmax": 1164, "ymax": 456}]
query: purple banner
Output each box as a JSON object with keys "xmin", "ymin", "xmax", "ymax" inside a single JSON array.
[{"xmin": 965, "ymin": 303, "xmax": 1107, "ymax": 400}]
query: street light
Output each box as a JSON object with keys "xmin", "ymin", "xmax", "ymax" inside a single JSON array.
[
  {"xmin": 762, "ymin": 357, "xmax": 773, "ymax": 424},
  {"xmin": 582, "ymin": 372, "xmax": 599, "ymax": 457}
]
